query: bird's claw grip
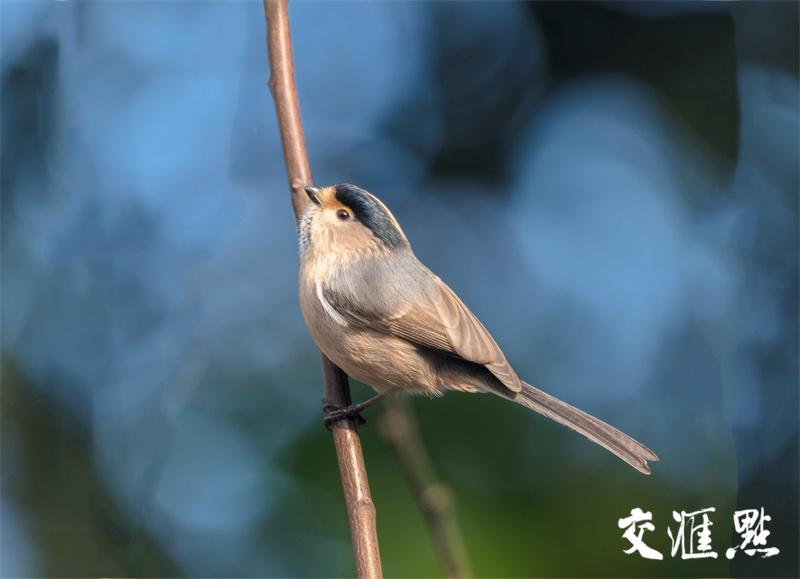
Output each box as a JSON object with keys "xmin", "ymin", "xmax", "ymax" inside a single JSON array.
[{"xmin": 323, "ymin": 403, "xmax": 367, "ymax": 430}]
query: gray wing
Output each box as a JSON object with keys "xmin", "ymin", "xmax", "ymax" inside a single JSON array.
[{"xmin": 323, "ymin": 253, "xmax": 522, "ymax": 393}]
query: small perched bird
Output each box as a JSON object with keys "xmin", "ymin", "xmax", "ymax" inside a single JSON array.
[{"xmin": 298, "ymin": 183, "xmax": 658, "ymax": 474}]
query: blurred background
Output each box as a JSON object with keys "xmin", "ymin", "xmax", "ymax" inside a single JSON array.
[{"xmin": 2, "ymin": 1, "xmax": 798, "ymax": 577}]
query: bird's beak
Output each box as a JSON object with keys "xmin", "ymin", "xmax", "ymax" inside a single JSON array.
[{"xmin": 304, "ymin": 186, "xmax": 322, "ymax": 207}]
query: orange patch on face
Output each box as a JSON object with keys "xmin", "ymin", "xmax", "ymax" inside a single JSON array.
[{"xmin": 316, "ymin": 186, "xmax": 338, "ymax": 208}]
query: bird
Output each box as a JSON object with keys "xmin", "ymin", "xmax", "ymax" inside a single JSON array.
[{"xmin": 298, "ymin": 183, "xmax": 659, "ymax": 474}]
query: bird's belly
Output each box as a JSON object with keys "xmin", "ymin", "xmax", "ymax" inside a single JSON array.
[
  {"xmin": 320, "ymin": 325, "xmax": 438, "ymax": 395},
  {"xmin": 300, "ymin": 287, "xmax": 439, "ymax": 394}
]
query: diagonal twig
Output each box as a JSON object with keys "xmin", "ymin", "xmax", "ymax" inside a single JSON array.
[{"xmin": 379, "ymin": 398, "xmax": 473, "ymax": 578}]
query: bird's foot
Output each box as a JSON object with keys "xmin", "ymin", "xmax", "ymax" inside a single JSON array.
[
  {"xmin": 323, "ymin": 405, "xmax": 367, "ymax": 429},
  {"xmin": 322, "ymin": 394, "xmax": 384, "ymax": 430}
]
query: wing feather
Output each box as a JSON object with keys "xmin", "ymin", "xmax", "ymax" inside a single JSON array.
[
  {"xmin": 431, "ymin": 280, "xmax": 522, "ymax": 392},
  {"xmin": 323, "ymin": 262, "xmax": 521, "ymax": 393}
]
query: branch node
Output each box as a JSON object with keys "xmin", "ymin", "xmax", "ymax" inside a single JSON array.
[{"xmin": 421, "ymin": 483, "xmax": 452, "ymax": 516}]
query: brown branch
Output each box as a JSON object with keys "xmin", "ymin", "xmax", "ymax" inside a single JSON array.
[
  {"xmin": 379, "ymin": 398, "xmax": 473, "ymax": 578},
  {"xmin": 263, "ymin": 1, "xmax": 382, "ymax": 577}
]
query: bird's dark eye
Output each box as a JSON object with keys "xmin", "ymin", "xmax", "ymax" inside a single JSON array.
[{"xmin": 336, "ymin": 209, "xmax": 350, "ymax": 221}]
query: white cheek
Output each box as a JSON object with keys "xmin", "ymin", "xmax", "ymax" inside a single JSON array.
[
  {"xmin": 301, "ymin": 211, "xmax": 337, "ymax": 253},
  {"xmin": 316, "ymin": 281, "xmax": 348, "ymax": 327}
]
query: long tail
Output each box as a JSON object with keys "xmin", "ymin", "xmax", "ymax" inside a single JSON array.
[{"xmin": 499, "ymin": 381, "xmax": 659, "ymax": 475}]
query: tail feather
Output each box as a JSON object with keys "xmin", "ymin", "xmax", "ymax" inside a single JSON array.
[{"xmin": 502, "ymin": 381, "xmax": 659, "ymax": 475}]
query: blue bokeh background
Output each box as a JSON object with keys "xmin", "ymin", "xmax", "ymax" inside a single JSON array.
[{"xmin": 2, "ymin": 1, "xmax": 797, "ymax": 577}]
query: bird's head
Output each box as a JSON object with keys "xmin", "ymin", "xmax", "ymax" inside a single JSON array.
[{"xmin": 299, "ymin": 183, "xmax": 409, "ymax": 256}]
